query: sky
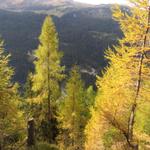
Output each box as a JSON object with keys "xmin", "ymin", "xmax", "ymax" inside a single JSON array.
[{"xmin": 74, "ymin": 0, "xmax": 128, "ymax": 5}]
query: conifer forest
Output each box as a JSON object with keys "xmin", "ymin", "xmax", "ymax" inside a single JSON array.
[{"xmin": 0, "ymin": 0, "xmax": 150, "ymax": 150}]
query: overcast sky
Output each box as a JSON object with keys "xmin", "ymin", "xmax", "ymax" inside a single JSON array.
[{"xmin": 74, "ymin": 0, "xmax": 128, "ymax": 5}]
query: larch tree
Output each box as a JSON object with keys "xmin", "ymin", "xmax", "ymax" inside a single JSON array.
[
  {"xmin": 58, "ymin": 66, "xmax": 89, "ymax": 150},
  {"xmin": 24, "ymin": 72, "xmax": 33, "ymax": 100},
  {"xmin": 85, "ymin": 0, "xmax": 150, "ymax": 150},
  {"xmin": 32, "ymin": 16, "xmax": 65, "ymax": 143},
  {"xmin": 22, "ymin": 72, "xmax": 35, "ymax": 118},
  {"xmin": 86, "ymin": 86, "xmax": 96, "ymax": 111},
  {"xmin": 0, "ymin": 38, "xmax": 25, "ymax": 149}
]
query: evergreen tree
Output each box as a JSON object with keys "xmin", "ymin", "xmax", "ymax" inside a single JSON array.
[
  {"xmin": 22, "ymin": 72, "xmax": 35, "ymax": 118},
  {"xmin": 24, "ymin": 72, "xmax": 33, "ymax": 99},
  {"xmin": 86, "ymin": 86, "xmax": 96, "ymax": 113},
  {"xmin": 85, "ymin": 0, "xmax": 150, "ymax": 149},
  {"xmin": 0, "ymin": 38, "xmax": 25, "ymax": 149},
  {"xmin": 58, "ymin": 66, "xmax": 88, "ymax": 150},
  {"xmin": 32, "ymin": 16, "xmax": 65, "ymax": 143}
]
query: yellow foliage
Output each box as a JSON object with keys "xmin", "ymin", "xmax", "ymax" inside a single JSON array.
[{"xmin": 85, "ymin": 0, "xmax": 150, "ymax": 149}]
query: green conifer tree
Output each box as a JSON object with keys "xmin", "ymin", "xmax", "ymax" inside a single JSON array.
[
  {"xmin": 24, "ymin": 72, "xmax": 33, "ymax": 99},
  {"xmin": 58, "ymin": 66, "xmax": 89, "ymax": 150},
  {"xmin": 0, "ymin": 38, "xmax": 25, "ymax": 149},
  {"xmin": 22, "ymin": 72, "xmax": 35, "ymax": 118},
  {"xmin": 32, "ymin": 16, "xmax": 65, "ymax": 143}
]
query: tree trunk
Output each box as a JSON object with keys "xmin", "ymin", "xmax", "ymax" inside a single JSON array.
[
  {"xmin": 47, "ymin": 49, "xmax": 53, "ymax": 143},
  {"xmin": 127, "ymin": 5, "xmax": 150, "ymax": 149},
  {"xmin": 0, "ymin": 143, "xmax": 2, "ymax": 150},
  {"xmin": 130, "ymin": 144, "xmax": 138, "ymax": 150},
  {"xmin": 27, "ymin": 118, "xmax": 35, "ymax": 147}
]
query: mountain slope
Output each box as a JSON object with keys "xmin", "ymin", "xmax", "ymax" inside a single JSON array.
[{"xmin": 0, "ymin": 4, "xmax": 123, "ymax": 85}]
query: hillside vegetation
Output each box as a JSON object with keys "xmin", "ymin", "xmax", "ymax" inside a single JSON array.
[{"xmin": 0, "ymin": 4, "xmax": 123, "ymax": 84}]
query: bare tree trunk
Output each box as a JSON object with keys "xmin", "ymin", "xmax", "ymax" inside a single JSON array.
[
  {"xmin": 27, "ymin": 118, "xmax": 35, "ymax": 147},
  {"xmin": 134, "ymin": 145, "xmax": 138, "ymax": 150},
  {"xmin": 47, "ymin": 49, "xmax": 53, "ymax": 144},
  {"xmin": 0, "ymin": 143, "xmax": 2, "ymax": 150},
  {"xmin": 127, "ymin": 5, "xmax": 150, "ymax": 149},
  {"xmin": 128, "ymin": 53, "xmax": 144, "ymax": 143}
]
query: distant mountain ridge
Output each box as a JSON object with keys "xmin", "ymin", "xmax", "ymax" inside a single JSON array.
[
  {"xmin": 0, "ymin": 0, "xmax": 95, "ymax": 17},
  {"xmin": 0, "ymin": 0, "xmax": 77, "ymax": 9},
  {"xmin": 0, "ymin": 2, "xmax": 128, "ymax": 85}
]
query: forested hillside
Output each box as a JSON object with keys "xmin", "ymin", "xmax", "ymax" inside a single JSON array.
[{"xmin": 0, "ymin": 4, "xmax": 123, "ymax": 84}]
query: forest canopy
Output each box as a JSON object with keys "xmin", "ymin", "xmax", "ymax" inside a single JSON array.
[{"xmin": 0, "ymin": 0, "xmax": 150, "ymax": 150}]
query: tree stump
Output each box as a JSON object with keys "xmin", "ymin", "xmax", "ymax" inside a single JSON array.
[{"xmin": 27, "ymin": 118, "xmax": 35, "ymax": 147}]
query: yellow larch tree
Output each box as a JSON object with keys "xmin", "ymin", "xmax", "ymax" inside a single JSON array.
[
  {"xmin": 32, "ymin": 16, "xmax": 65, "ymax": 143},
  {"xmin": 85, "ymin": 0, "xmax": 150, "ymax": 149},
  {"xmin": 0, "ymin": 38, "xmax": 25, "ymax": 149}
]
